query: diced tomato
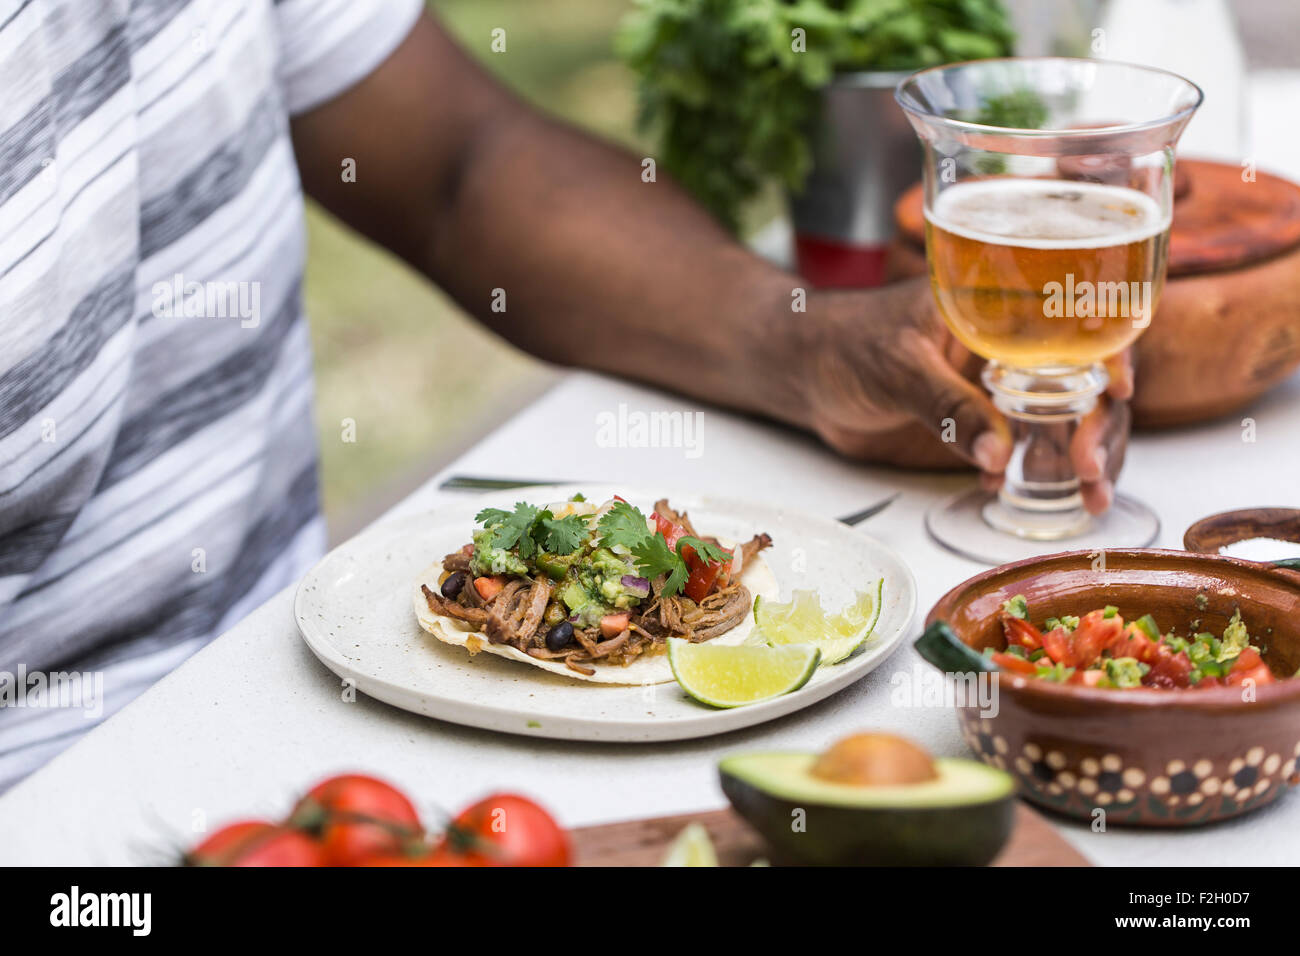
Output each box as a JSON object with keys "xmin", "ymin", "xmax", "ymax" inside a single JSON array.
[
  {"xmin": 1069, "ymin": 669, "xmax": 1106, "ymax": 687},
  {"xmin": 684, "ymin": 550, "xmax": 733, "ymax": 603},
  {"xmin": 1041, "ymin": 626, "xmax": 1073, "ymax": 665},
  {"xmin": 1226, "ymin": 663, "xmax": 1274, "ymax": 687},
  {"xmin": 1108, "ymin": 623, "xmax": 1155, "ymax": 662},
  {"xmin": 1002, "ymin": 615, "xmax": 1044, "ymax": 651},
  {"xmin": 474, "ymin": 576, "xmax": 506, "ymax": 600},
  {"xmin": 1071, "ymin": 610, "xmax": 1125, "ymax": 666},
  {"xmin": 1226, "ymin": 648, "xmax": 1275, "ymax": 687},
  {"xmin": 655, "ymin": 511, "xmax": 732, "ymax": 601},
  {"xmin": 989, "ymin": 652, "xmax": 1038, "ymax": 675},
  {"xmin": 1144, "ymin": 648, "xmax": 1192, "ymax": 688},
  {"xmin": 653, "ymin": 513, "xmax": 684, "ymax": 550},
  {"xmin": 1233, "ymin": 647, "xmax": 1263, "ymax": 671},
  {"xmin": 599, "ymin": 613, "xmax": 629, "ymax": 638}
]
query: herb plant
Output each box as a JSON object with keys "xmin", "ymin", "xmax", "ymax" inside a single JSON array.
[{"xmin": 617, "ymin": 0, "xmax": 1016, "ymax": 231}]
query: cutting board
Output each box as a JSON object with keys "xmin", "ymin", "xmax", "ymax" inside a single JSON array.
[{"xmin": 572, "ymin": 802, "xmax": 1089, "ymax": 867}]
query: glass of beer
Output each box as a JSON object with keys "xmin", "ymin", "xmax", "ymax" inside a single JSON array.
[{"xmin": 896, "ymin": 58, "xmax": 1201, "ymax": 563}]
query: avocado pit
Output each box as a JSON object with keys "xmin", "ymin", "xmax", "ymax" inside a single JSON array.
[{"xmin": 809, "ymin": 733, "xmax": 939, "ymax": 787}]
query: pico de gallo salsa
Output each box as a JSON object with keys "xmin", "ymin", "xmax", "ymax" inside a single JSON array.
[{"xmin": 989, "ymin": 595, "xmax": 1280, "ymax": 690}]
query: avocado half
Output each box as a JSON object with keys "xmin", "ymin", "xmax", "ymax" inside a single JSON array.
[{"xmin": 719, "ymin": 751, "xmax": 1015, "ymax": 866}]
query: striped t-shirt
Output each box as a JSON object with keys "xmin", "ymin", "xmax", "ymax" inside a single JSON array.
[{"xmin": 0, "ymin": 0, "xmax": 422, "ymax": 792}]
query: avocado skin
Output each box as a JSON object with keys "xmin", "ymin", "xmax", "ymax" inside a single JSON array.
[{"xmin": 720, "ymin": 769, "xmax": 1014, "ymax": 866}]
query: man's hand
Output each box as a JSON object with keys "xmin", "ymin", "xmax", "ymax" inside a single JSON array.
[{"xmin": 801, "ymin": 279, "xmax": 1131, "ymax": 514}]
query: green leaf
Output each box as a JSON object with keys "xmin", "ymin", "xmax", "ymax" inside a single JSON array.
[
  {"xmin": 616, "ymin": 0, "xmax": 1016, "ymax": 230},
  {"xmin": 676, "ymin": 535, "xmax": 732, "ymax": 566},
  {"xmin": 661, "ymin": 551, "xmax": 691, "ymax": 597},
  {"xmin": 595, "ymin": 501, "xmax": 693, "ymax": 596},
  {"xmin": 485, "ymin": 501, "xmax": 541, "ymax": 555},
  {"xmin": 597, "ymin": 500, "xmax": 654, "ymax": 551},
  {"xmin": 632, "ymin": 532, "xmax": 681, "ymax": 579},
  {"xmin": 474, "ymin": 507, "xmax": 512, "ymax": 528},
  {"xmin": 628, "ymin": 531, "xmax": 690, "ymax": 597},
  {"xmin": 538, "ymin": 514, "xmax": 588, "ymax": 555}
]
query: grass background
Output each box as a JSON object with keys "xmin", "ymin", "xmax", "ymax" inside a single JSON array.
[{"xmin": 305, "ymin": 0, "xmax": 641, "ymax": 539}]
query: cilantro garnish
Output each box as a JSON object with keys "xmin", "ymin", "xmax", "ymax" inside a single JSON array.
[
  {"xmin": 475, "ymin": 502, "xmax": 586, "ymax": 558},
  {"xmin": 474, "ymin": 507, "xmax": 513, "ymax": 528},
  {"xmin": 476, "ymin": 502, "xmax": 542, "ymax": 557},
  {"xmin": 537, "ymin": 513, "xmax": 587, "ymax": 555},
  {"xmin": 596, "ymin": 501, "xmax": 731, "ymax": 598},
  {"xmin": 596, "ymin": 500, "xmax": 653, "ymax": 549},
  {"xmin": 677, "ymin": 535, "xmax": 731, "ymax": 566},
  {"xmin": 631, "ymin": 532, "xmax": 684, "ymax": 594}
]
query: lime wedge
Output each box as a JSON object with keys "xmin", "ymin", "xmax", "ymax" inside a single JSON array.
[
  {"xmin": 752, "ymin": 579, "xmax": 884, "ymax": 665},
  {"xmin": 660, "ymin": 823, "xmax": 718, "ymax": 867},
  {"xmin": 668, "ymin": 638, "xmax": 820, "ymax": 708}
]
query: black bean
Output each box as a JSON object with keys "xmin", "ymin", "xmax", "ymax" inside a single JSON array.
[
  {"xmin": 546, "ymin": 621, "xmax": 575, "ymax": 652},
  {"xmin": 441, "ymin": 571, "xmax": 467, "ymax": 599}
]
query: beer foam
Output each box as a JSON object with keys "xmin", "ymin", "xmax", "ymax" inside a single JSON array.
[{"xmin": 927, "ymin": 179, "xmax": 1169, "ymax": 250}]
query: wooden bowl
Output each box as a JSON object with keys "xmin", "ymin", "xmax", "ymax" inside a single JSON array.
[
  {"xmin": 891, "ymin": 160, "xmax": 1300, "ymax": 428},
  {"xmin": 1183, "ymin": 508, "xmax": 1300, "ymax": 557},
  {"xmin": 925, "ymin": 549, "xmax": 1300, "ymax": 826}
]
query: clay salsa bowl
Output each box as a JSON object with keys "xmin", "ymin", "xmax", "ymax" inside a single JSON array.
[{"xmin": 924, "ymin": 549, "xmax": 1300, "ymax": 826}]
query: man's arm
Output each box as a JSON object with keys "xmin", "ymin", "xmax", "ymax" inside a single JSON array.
[
  {"xmin": 291, "ymin": 17, "xmax": 814, "ymax": 425},
  {"xmin": 291, "ymin": 13, "xmax": 1132, "ymax": 504}
]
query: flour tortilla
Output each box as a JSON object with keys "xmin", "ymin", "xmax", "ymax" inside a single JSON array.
[{"xmin": 412, "ymin": 546, "xmax": 779, "ymax": 685}]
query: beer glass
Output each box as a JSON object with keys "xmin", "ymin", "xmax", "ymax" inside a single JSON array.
[{"xmin": 895, "ymin": 58, "xmax": 1201, "ymax": 563}]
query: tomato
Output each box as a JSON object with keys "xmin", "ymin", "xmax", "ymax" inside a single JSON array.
[
  {"xmin": 290, "ymin": 774, "xmax": 423, "ymax": 866},
  {"xmin": 684, "ymin": 553, "xmax": 731, "ymax": 603},
  {"xmin": 1227, "ymin": 664, "xmax": 1274, "ymax": 687},
  {"xmin": 653, "ymin": 513, "xmax": 684, "ymax": 550},
  {"xmin": 655, "ymin": 512, "xmax": 732, "ymax": 601},
  {"xmin": 1069, "ymin": 669, "xmax": 1106, "ymax": 687},
  {"xmin": 1107, "ymin": 623, "xmax": 1155, "ymax": 661},
  {"xmin": 1041, "ymin": 626, "xmax": 1072, "ymax": 666},
  {"xmin": 1226, "ymin": 649, "xmax": 1275, "ymax": 687},
  {"xmin": 474, "ymin": 576, "xmax": 505, "ymax": 600},
  {"xmin": 1002, "ymin": 615, "xmax": 1044, "ymax": 650},
  {"xmin": 599, "ymin": 613, "xmax": 629, "ymax": 638},
  {"xmin": 989, "ymin": 652, "xmax": 1037, "ymax": 675},
  {"xmin": 1071, "ymin": 610, "xmax": 1125, "ymax": 666},
  {"xmin": 187, "ymin": 821, "xmax": 325, "ymax": 867},
  {"xmin": 1144, "ymin": 649, "xmax": 1192, "ymax": 688},
  {"xmin": 441, "ymin": 793, "xmax": 570, "ymax": 867},
  {"xmin": 1233, "ymin": 647, "xmax": 1264, "ymax": 671},
  {"xmin": 356, "ymin": 848, "xmax": 484, "ymax": 867}
]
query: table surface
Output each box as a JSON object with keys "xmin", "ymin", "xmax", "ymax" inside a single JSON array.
[
  {"xmin": 3, "ymin": 366, "xmax": 1298, "ymax": 866},
  {"xmin": 3, "ymin": 74, "xmax": 1300, "ymax": 867}
]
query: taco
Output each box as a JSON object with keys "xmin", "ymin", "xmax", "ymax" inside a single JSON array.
[{"xmin": 413, "ymin": 495, "xmax": 776, "ymax": 684}]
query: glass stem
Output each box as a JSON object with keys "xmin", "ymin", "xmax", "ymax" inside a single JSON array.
[{"xmin": 980, "ymin": 362, "xmax": 1109, "ymax": 541}]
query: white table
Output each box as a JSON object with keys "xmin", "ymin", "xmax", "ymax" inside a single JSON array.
[{"xmin": 1, "ymin": 366, "xmax": 1299, "ymax": 866}]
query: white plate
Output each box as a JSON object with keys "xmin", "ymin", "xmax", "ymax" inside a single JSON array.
[{"xmin": 294, "ymin": 485, "xmax": 916, "ymax": 742}]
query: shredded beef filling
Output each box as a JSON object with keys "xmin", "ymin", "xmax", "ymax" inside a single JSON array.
[{"xmin": 424, "ymin": 521, "xmax": 772, "ymax": 670}]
